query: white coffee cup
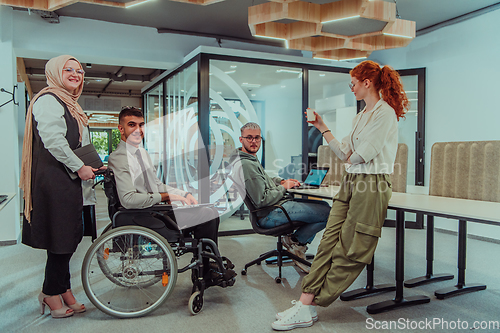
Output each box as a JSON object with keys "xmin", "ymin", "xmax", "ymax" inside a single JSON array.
[{"xmin": 306, "ymin": 108, "xmax": 316, "ymax": 121}]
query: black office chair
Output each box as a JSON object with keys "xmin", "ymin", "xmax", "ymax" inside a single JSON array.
[{"xmin": 230, "ymin": 176, "xmax": 312, "ymax": 283}]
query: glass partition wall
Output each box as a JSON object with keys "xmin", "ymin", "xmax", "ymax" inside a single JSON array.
[
  {"xmin": 144, "ymin": 62, "xmax": 199, "ymax": 195},
  {"xmin": 143, "ymin": 53, "xmax": 425, "ymax": 234}
]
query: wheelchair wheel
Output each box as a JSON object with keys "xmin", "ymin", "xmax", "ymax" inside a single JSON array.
[
  {"xmin": 101, "ymin": 222, "xmax": 113, "ymax": 235},
  {"xmin": 82, "ymin": 226, "xmax": 178, "ymax": 318},
  {"xmin": 188, "ymin": 291, "xmax": 203, "ymax": 315},
  {"xmin": 95, "ymin": 228, "xmax": 164, "ymax": 289}
]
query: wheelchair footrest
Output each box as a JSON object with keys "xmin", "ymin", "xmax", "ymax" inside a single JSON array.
[{"xmin": 206, "ymin": 257, "xmax": 237, "ymax": 288}]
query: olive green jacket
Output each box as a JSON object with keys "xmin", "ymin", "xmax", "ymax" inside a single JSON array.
[{"xmin": 229, "ymin": 148, "xmax": 290, "ymax": 217}]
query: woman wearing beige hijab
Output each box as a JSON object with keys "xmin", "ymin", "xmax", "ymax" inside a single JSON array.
[{"xmin": 20, "ymin": 55, "xmax": 98, "ymax": 318}]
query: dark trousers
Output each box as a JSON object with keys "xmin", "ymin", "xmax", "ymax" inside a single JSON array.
[{"xmin": 42, "ymin": 251, "xmax": 73, "ymax": 295}]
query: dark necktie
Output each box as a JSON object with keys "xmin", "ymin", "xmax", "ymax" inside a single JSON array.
[{"xmin": 134, "ymin": 149, "xmax": 153, "ymax": 193}]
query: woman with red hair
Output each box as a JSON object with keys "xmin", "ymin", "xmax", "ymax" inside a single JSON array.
[{"xmin": 272, "ymin": 60, "xmax": 409, "ymax": 331}]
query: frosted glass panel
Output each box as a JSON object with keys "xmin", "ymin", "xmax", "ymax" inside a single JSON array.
[
  {"xmin": 144, "ymin": 83, "xmax": 163, "ymax": 177},
  {"xmin": 144, "ymin": 63, "xmax": 200, "ymax": 198},
  {"xmin": 209, "ymin": 59, "xmax": 303, "ymax": 221}
]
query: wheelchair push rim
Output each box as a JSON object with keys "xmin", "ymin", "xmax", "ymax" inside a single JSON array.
[{"xmin": 82, "ymin": 226, "xmax": 178, "ymax": 318}]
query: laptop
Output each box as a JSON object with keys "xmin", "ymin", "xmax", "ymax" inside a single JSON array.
[{"xmin": 294, "ymin": 167, "xmax": 329, "ymax": 189}]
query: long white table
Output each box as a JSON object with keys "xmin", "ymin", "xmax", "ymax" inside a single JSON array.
[{"xmin": 288, "ymin": 186, "xmax": 500, "ymax": 313}]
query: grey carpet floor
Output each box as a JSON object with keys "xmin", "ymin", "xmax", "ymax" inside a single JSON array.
[{"xmin": 1, "ymin": 188, "xmax": 499, "ymax": 333}]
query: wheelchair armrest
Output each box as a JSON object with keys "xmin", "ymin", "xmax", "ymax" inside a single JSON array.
[
  {"xmin": 151, "ymin": 203, "xmax": 178, "ymax": 210},
  {"xmin": 114, "ymin": 206, "xmax": 181, "ymax": 232}
]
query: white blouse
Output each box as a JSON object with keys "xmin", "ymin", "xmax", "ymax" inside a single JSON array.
[{"xmin": 328, "ymin": 99, "xmax": 398, "ymax": 174}]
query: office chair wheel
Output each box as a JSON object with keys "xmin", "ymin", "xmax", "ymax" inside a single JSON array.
[
  {"xmin": 241, "ymin": 269, "xmax": 247, "ymax": 275},
  {"xmin": 82, "ymin": 226, "xmax": 178, "ymax": 318},
  {"xmin": 275, "ymin": 277, "xmax": 281, "ymax": 284},
  {"xmin": 189, "ymin": 291, "xmax": 204, "ymax": 315}
]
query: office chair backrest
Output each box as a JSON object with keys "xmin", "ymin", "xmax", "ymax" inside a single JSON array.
[
  {"xmin": 429, "ymin": 140, "xmax": 500, "ymax": 202},
  {"xmin": 390, "ymin": 143, "xmax": 408, "ymax": 193},
  {"xmin": 317, "ymin": 145, "xmax": 346, "ymax": 186}
]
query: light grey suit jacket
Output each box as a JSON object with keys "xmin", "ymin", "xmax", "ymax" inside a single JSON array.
[{"xmin": 108, "ymin": 140, "xmax": 185, "ymax": 209}]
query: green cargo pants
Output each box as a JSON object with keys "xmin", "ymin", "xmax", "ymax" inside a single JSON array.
[{"xmin": 301, "ymin": 172, "xmax": 392, "ymax": 307}]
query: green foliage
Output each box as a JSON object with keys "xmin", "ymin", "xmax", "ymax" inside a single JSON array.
[
  {"xmin": 91, "ymin": 131, "xmax": 108, "ymax": 155},
  {"xmin": 111, "ymin": 129, "xmax": 120, "ymax": 151},
  {"xmin": 90, "ymin": 129, "xmax": 121, "ymax": 155}
]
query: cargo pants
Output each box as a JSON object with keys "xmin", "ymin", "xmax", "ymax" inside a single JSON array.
[{"xmin": 301, "ymin": 172, "xmax": 392, "ymax": 307}]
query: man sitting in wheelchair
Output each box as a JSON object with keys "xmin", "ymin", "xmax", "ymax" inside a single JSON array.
[{"xmin": 107, "ymin": 106, "xmax": 236, "ymax": 290}]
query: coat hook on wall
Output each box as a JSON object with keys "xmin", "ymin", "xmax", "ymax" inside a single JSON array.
[{"xmin": 0, "ymin": 85, "xmax": 19, "ymax": 108}]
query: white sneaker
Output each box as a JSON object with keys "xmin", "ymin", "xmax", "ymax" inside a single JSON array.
[
  {"xmin": 276, "ymin": 300, "xmax": 318, "ymax": 322},
  {"xmin": 271, "ymin": 300, "xmax": 314, "ymax": 331}
]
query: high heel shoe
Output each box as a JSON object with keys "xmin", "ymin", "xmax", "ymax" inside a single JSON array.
[
  {"xmin": 61, "ymin": 289, "xmax": 86, "ymax": 313},
  {"xmin": 38, "ymin": 293, "xmax": 74, "ymax": 318}
]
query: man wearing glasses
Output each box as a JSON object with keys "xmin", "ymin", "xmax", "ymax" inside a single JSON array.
[{"xmin": 229, "ymin": 122, "xmax": 330, "ymax": 273}]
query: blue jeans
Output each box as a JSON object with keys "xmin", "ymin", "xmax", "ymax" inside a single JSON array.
[{"xmin": 258, "ymin": 198, "xmax": 330, "ymax": 244}]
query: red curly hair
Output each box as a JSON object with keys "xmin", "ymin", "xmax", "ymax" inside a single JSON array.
[{"xmin": 350, "ymin": 60, "xmax": 409, "ymax": 121}]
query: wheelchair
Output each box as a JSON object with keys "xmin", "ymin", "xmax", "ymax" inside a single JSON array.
[{"xmin": 81, "ymin": 169, "xmax": 236, "ymax": 318}]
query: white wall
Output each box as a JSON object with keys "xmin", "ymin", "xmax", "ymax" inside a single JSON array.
[
  {"xmin": 0, "ymin": 6, "xmax": 21, "ymax": 243},
  {"xmin": 372, "ymin": 9, "xmax": 500, "ymax": 240}
]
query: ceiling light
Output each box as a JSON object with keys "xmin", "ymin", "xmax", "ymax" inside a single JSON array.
[
  {"xmin": 276, "ymin": 69, "xmax": 302, "ymax": 74},
  {"xmin": 224, "ymin": 70, "xmax": 236, "ymax": 74},
  {"xmin": 319, "ymin": 74, "xmax": 326, "ymax": 77},
  {"xmin": 254, "ymin": 35, "xmax": 287, "ymax": 42},
  {"xmin": 94, "ymin": 79, "xmax": 102, "ymax": 82},
  {"xmin": 281, "ymin": 85, "xmax": 286, "ymax": 88},
  {"xmin": 242, "ymin": 83, "xmax": 261, "ymax": 88},
  {"xmin": 230, "ymin": 65, "xmax": 237, "ymax": 69},
  {"xmin": 251, "ymin": 94, "xmax": 256, "ymax": 97},
  {"xmin": 322, "ymin": 15, "xmax": 360, "ymax": 24},
  {"xmin": 313, "ymin": 56, "xmax": 339, "ymax": 61},
  {"xmin": 383, "ymin": 33, "xmax": 413, "ymax": 39},
  {"xmin": 339, "ymin": 57, "xmax": 367, "ymax": 62},
  {"xmin": 126, "ymin": 0, "xmax": 154, "ymax": 8}
]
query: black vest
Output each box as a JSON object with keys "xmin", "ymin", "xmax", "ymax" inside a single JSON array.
[{"xmin": 22, "ymin": 93, "xmax": 84, "ymax": 254}]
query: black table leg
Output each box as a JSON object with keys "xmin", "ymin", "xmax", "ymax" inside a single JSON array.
[
  {"xmin": 404, "ymin": 215, "xmax": 454, "ymax": 287},
  {"xmin": 340, "ymin": 256, "xmax": 396, "ymax": 301},
  {"xmin": 434, "ymin": 220, "xmax": 486, "ymax": 299},
  {"xmin": 367, "ymin": 209, "xmax": 430, "ymax": 314}
]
